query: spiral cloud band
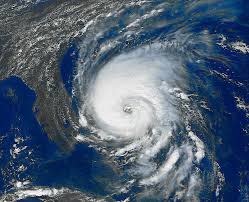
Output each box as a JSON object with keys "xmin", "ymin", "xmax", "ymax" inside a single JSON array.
[
  {"xmin": 77, "ymin": 45, "xmax": 205, "ymax": 200},
  {"xmin": 87, "ymin": 48, "xmax": 178, "ymax": 139},
  {"xmin": 73, "ymin": 1, "xmax": 224, "ymax": 200}
]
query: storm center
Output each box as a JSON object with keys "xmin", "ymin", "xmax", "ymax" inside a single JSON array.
[{"xmin": 123, "ymin": 105, "xmax": 133, "ymax": 114}]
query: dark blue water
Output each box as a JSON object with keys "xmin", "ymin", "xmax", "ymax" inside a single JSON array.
[{"xmin": 0, "ymin": 77, "xmax": 116, "ymax": 198}]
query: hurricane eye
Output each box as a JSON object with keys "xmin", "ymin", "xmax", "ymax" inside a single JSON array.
[{"xmin": 123, "ymin": 105, "xmax": 133, "ymax": 114}]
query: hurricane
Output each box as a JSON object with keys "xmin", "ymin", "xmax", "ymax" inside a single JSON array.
[
  {"xmin": 72, "ymin": 1, "xmax": 237, "ymax": 200},
  {"xmin": 0, "ymin": 0, "xmax": 248, "ymax": 201}
]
